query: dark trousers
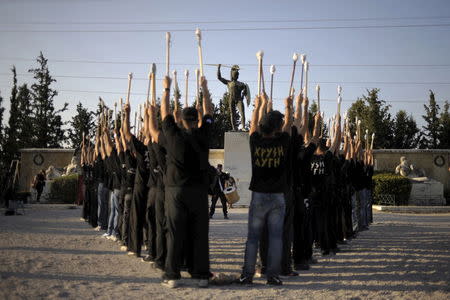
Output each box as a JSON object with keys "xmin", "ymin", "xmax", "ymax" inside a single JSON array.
[
  {"xmin": 209, "ymin": 191, "xmax": 228, "ymax": 217},
  {"xmin": 154, "ymin": 186, "xmax": 167, "ymax": 269},
  {"xmin": 122, "ymin": 189, "xmax": 133, "ymax": 246},
  {"xmin": 117, "ymin": 186, "xmax": 126, "ymax": 241},
  {"xmin": 327, "ymin": 202, "xmax": 338, "ymax": 250},
  {"xmin": 82, "ymin": 182, "xmax": 90, "ymax": 220},
  {"xmin": 293, "ymin": 191, "xmax": 313, "ymax": 264},
  {"xmin": 129, "ymin": 182, "xmax": 148, "ymax": 256},
  {"xmin": 89, "ymin": 183, "xmax": 98, "ymax": 228},
  {"xmin": 145, "ymin": 187, "xmax": 157, "ymax": 259},
  {"xmin": 164, "ymin": 186, "xmax": 210, "ymax": 280}
]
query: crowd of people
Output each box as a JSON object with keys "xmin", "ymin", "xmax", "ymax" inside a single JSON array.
[{"xmin": 79, "ymin": 74, "xmax": 374, "ymax": 288}]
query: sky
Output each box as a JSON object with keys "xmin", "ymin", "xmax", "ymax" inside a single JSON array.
[{"xmin": 0, "ymin": 0, "xmax": 450, "ymax": 130}]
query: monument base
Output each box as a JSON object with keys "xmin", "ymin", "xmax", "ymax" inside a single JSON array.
[
  {"xmin": 408, "ymin": 178, "xmax": 445, "ymax": 206},
  {"xmin": 224, "ymin": 131, "xmax": 251, "ymax": 207}
]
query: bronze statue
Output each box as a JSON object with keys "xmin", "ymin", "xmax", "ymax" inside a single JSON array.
[{"xmin": 217, "ymin": 64, "xmax": 250, "ymax": 131}]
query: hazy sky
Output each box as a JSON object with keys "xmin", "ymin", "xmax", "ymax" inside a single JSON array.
[{"xmin": 1, "ymin": 0, "xmax": 449, "ymax": 128}]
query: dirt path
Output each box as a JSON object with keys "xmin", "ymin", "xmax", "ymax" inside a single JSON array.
[{"xmin": 1, "ymin": 205, "xmax": 449, "ymax": 299}]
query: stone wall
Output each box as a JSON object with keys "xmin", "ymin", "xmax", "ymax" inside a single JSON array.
[
  {"xmin": 18, "ymin": 148, "xmax": 75, "ymax": 193},
  {"xmin": 373, "ymin": 149, "xmax": 450, "ymax": 196}
]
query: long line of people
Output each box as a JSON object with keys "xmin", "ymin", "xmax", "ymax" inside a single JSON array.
[{"xmin": 79, "ymin": 75, "xmax": 374, "ymax": 288}]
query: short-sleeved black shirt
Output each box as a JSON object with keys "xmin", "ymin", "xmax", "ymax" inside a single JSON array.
[
  {"xmin": 105, "ymin": 149, "xmax": 122, "ymax": 190},
  {"xmin": 162, "ymin": 114, "xmax": 212, "ymax": 187},
  {"xmin": 249, "ymin": 131, "xmax": 291, "ymax": 193}
]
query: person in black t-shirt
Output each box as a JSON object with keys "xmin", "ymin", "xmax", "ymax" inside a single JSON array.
[
  {"xmin": 237, "ymin": 92, "xmax": 293, "ymax": 286},
  {"xmin": 102, "ymin": 125, "xmax": 122, "ymax": 241},
  {"xmin": 310, "ymin": 114, "xmax": 341, "ymax": 256},
  {"xmin": 149, "ymin": 76, "xmax": 213, "ymax": 289},
  {"xmin": 209, "ymin": 164, "xmax": 230, "ymax": 219}
]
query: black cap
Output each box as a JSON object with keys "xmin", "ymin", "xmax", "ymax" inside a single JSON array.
[{"xmin": 182, "ymin": 107, "xmax": 198, "ymax": 121}]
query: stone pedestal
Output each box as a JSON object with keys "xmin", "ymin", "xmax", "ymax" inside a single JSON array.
[
  {"xmin": 224, "ymin": 132, "xmax": 251, "ymax": 206},
  {"xmin": 409, "ymin": 178, "xmax": 446, "ymax": 206}
]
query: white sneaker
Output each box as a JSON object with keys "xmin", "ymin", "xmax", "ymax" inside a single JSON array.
[
  {"xmin": 94, "ymin": 226, "xmax": 101, "ymax": 231},
  {"xmin": 127, "ymin": 251, "xmax": 136, "ymax": 256},
  {"xmin": 110, "ymin": 236, "xmax": 118, "ymax": 242},
  {"xmin": 161, "ymin": 279, "xmax": 178, "ymax": 288},
  {"xmin": 102, "ymin": 233, "xmax": 110, "ymax": 238},
  {"xmin": 120, "ymin": 246, "xmax": 127, "ymax": 251},
  {"xmin": 198, "ymin": 279, "xmax": 208, "ymax": 288}
]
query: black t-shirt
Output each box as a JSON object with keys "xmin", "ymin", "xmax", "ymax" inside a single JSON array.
[
  {"xmin": 293, "ymin": 132, "xmax": 317, "ymax": 198},
  {"xmin": 248, "ymin": 131, "xmax": 291, "ymax": 193},
  {"xmin": 128, "ymin": 136, "xmax": 149, "ymax": 186},
  {"xmin": 310, "ymin": 151, "xmax": 334, "ymax": 190},
  {"xmin": 147, "ymin": 143, "xmax": 158, "ymax": 188},
  {"xmin": 94, "ymin": 156, "xmax": 105, "ymax": 184},
  {"xmin": 162, "ymin": 114, "xmax": 212, "ymax": 187},
  {"xmin": 118, "ymin": 151, "xmax": 127, "ymax": 188},
  {"xmin": 153, "ymin": 137, "xmax": 167, "ymax": 188},
  {"xmin": 124, "ymin": 149, "xmax": 137, "ymax": 188},
  {"xmin": 105, "ymin": 150, "xmax": 122, "ymax": 190}
]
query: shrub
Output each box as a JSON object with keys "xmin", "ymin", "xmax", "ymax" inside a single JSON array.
[
  {"xmin": 49, "ymin": 174, "xmax": 79, "ymax": 204},
  {"xmin": 372, "ymin": 173, "xmax": 411, "ymax": 206}
]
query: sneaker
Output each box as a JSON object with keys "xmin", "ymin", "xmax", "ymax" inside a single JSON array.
[
  {"xmin": 198, "ymin": 279, "xmax": 208, "ymax": 288},
  {"xmin": 235, "ymin": 274, "xmax": 253, "ymax": 285},
  {"xmin": 79, "ymin": 218, "xmax": 85, "ymax": 221},
  {"xmin": 266, "ymin": 276, "xmax": 283, "ymax": 286},
  {"xmin": 127, "ymin": 251, "xmax": 136, "ymax": 256},
  {"xmin": 102, "ymin": 233, "xmax": 110, "ymax": 238},
  {"xmin": 161, "ymin": 279, "xmax": 178, "ymax": 289},
  {"xmin": 120, "ymin": 245, "xmax": 128, "ymax": 251},
  {"xmin": 94, "ymin": 226, "xmax": 101, "ymax": 231},
  {"xmin": 280, "ymin": 271, "xmax": 299, "ymax": 277},
  {"xmin": 294, "ymin": 263, "xmax": 310, "ymax": 271},
  {"xmin": 141, "ymin": 255, "xmax": 154, "ymax": 263},
  {"xmin": 109, "ymin": 236, "xmax": 118, "ymax": 242}
]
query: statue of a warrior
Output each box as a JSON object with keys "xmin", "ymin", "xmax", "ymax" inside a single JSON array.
[{"xmin": 217, "ymin": 64, "xmax": 251, "ymax": 131}]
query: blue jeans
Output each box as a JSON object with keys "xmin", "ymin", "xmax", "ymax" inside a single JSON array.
[
  {"xmin": 97, "ymin": 183, "xmax": 109, "ymax": 228},
  {"xmin": 243, "ymin": 191, "xmax": 285, "ymax": 278},
  {"xmin": 107, "ymin": 189, "xmax": 120, "ymax": 236}
]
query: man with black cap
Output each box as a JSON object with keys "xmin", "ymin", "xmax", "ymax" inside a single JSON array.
[
  {"xmin": 148, "ymin": 75, "xmax": 213, "ymax": 289},
  {"xmin": 237, "ymin": 93, "xmax": 293, "ymax": 286},
  {"xmin": 209, "ymin": 164, "xmax": 230, "ymax": 219}
]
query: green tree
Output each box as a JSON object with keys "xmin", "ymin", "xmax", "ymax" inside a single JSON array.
[
  {"xmin": 67, "ymin": 102, "xmax": 95, "ymax": 148},
  {"xmin": 438, "ymin": 101, "xmax": 450, "ymax": 149},
  {"xmin": 421, "ymin": 90, "xmax": 441, "ymax": 149},
  {"xmin": 392, "ymin": 110, "xmax": 420, "ymax": 149},
  {"xmin": 3, "ymin": 66, "xmax": 20, "ymax": 163},
  {"xmin": 28, "ymin": 52, "xmax": 68, "ymax": 148},
  {"xmin": 0, "ymin": 91, "xmax": 5, "ymax": 166},
  {"xmin": 16, "ymin": 84, "xmax": 34, "ymax": 150},
  {"xmin": 348, "ymin": 89, "xmax": 393, "ymax": 148},
  {"xmin": 210, "ymin": 94, "xmax": 234, "ymax": 148}
]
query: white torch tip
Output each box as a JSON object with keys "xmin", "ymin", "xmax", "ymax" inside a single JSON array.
[
  {"xmin": 256, "ymin": 50, "xmax": 264, "ymax": 59},
  {"xmin": 338, "ymin": 96, "xmax": 342, "ymax": 104},
  {"xmin": 293, "ymin": 53, "xmax": 299, "ymax": 61},
  {"xmin": 195, "ymin": 28, "xmax": 201, "ymax": 38},
  {"xmin": 316, "ymin": 84, "xmax": 320, "ymax": 92},
  {"xmin": 301, "ymin": 54, "xmax": 306, "ymax": 64},
  {"xmin": 128, "ymin": 72, "xmax": 133, "ymax": 79},
  {"xmin": 270, "ymin": 65, "xmax": 276, "ymax": 74},
  {"xmin": 185, "ymin": 69, "xmax": 189, "ymax": 76}
]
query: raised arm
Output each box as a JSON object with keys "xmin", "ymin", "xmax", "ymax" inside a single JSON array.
[
  {"xmin": 299, "ymin": 96, "xmax": 309, "ymax": 138},
  {"xmin": 161, "ymin": 76, "xmax": 172, "ymax": 121},
  {"xmin": 329, "ymin": 115, "xmax": 341, "ymax": 154},
  {"xmin": 282, "ymin": 95, "xmax": 293, "ymax": 135},
  {"xmin": 293, "ymin": 94, "xmax": 302, "ymax": 131},
  {"xmin": 249, "ymin": 95, "xmax": 262, "ymax": 135},
  {"xmin": 123, "ymin": 101, "xmax": 132, "ymax": 142},
  {"xmin": 102, "ymin": 125, "xmax": 114, "ymax": 156},
  {"xmin": 217, "ymin": 64, "xmax": 229, "ymax": 85},
  {"xmin": 148, "ymin": 104, "xmax": 161, "ymax": 144}
]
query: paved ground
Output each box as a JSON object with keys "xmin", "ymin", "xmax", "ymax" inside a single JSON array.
[{"xmin": 0, "ymin": 205, "xmax": 449, "ymax": 299}]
